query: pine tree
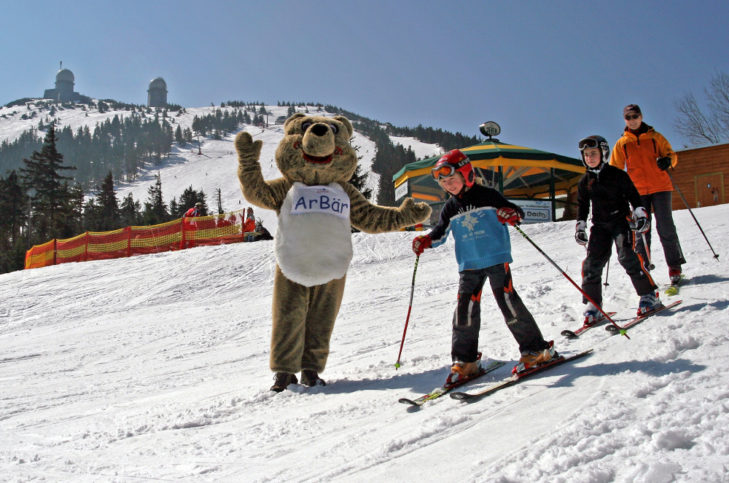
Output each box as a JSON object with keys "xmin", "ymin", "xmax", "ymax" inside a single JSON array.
[
  {"xmin": 83, "ymin": 198, "xmax": 101, "ymax": 231},
  {"xmin": 120, "ymin": 193, "xmax": 141, "ymax": 226},
  {"xmin": 143, "ymin": 173, "xmax": 169, "ymax": 225},
  {"xmin": 0, "ymin": 172, "xmax": 29, "ymax": 273},
  {"xmin": 95, "ymin": 171, "xmax": 121, "ymax": 230},
  {"xmin": 349, "ymin": 163, "xmax": 372, "ymax": 200},
  {"xmin": 64, "ymin": 183, "xmax": 86, "ymax": 237},
  {"xmin": 0, "ymin": 170, "xmax": 28, "ymax": 249},
  {"xmin": 178, "ymin": 186, "xmax": 208, "ymax": 216},
  {"xmin": 19, "ymin": 124, "xmax": 76, "ymax": 243},
  {"xmin": 169, "ymin": 198, "xmax": 180, "ymax": 219}
]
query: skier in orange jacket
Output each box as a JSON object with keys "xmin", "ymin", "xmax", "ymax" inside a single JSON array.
[{"xmin": 609, "ymin": 104, "xmax": 685, "ymax": 284}]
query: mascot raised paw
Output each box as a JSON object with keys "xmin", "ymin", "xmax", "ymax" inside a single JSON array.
[{"xmin": 235, "ymin": 113, "xmax": 431, "ymax": 392}]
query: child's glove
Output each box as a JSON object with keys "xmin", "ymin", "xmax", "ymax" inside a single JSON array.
[
  {"xmin": 575, "ymin": 220, "xmax": 588, "ymax": 246},
  {"xmin": 496, "ymin": 207, "xmax": 522, "ymax": 226},
  {"xmin": 412, "ymin": 235, "xmax": 432, "ymax": 256},
  {"xmin": 656, "ymin": 156, "xmax": 672, "ymax": 171},
  {"xmin": 631, "ymin": 207, "xmax": 650, "ymax": 233}
]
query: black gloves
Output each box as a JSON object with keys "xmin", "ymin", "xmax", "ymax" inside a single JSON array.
[
  {"xmin": 575, "ymin": 220, "xmax": 588, "ymax": 246},
  {"xmin": 657, "ymin": 156, "xmax": 672, "ymax": 171}
]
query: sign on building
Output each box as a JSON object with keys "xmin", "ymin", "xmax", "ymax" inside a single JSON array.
[{"xmin": 394, "ymin": 181, "xmax": 409, "ymax": 202}]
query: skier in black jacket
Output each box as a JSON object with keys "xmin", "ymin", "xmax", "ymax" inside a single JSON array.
[{"xmin": 575, "ymin": 135, "xmax": 660, "ymax": 323}]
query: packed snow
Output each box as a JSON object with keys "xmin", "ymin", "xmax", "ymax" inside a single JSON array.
[
  {"xmin": 388, "ymin": 135, "xmax": 444, "ymax": 160},
  {"xmin": 1, "ymin": 202, "xmax": 728, "ymax": 481}
]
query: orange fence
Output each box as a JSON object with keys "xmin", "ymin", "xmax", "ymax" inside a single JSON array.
[{"xmin": 25, "ymin": 209, "xmax": 257, "ymax": 269}]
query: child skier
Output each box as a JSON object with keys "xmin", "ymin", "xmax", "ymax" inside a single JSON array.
[
  {"xmin": 575, "ymin": 135, "xmax": 660, "ymax": 323},
  {"xmin": 412, "ymin": 149, "xmax": 555, "ymax": 384}
]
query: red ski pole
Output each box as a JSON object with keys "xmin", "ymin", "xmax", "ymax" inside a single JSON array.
[
  {"xmin": 395, "ymin": 255, "xmax": 420, "ymax": 369},
  {"xmin": 513, "ymin": 225, "xmax": 630, "ymax": 338}
]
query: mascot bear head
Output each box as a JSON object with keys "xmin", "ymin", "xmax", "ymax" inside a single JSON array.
[{"xmin": 275, "ymin": 113, "xmax": 357, "ymax": 186}]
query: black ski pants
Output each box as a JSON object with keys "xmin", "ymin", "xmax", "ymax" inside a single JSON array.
[
  {"xmin": 582, "ymin": 219, "xmax": 657, "ymax": 307},
  {"xmin": 636, "ymin": 191, "xmax": 686, "ymax": 270},
  {"xmin": 451, "ymin": 263, "xmax": 548, "ymax": 363}
]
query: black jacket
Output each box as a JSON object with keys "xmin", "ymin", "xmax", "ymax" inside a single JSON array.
[{"xmin": 577, "ymin": 164, "xmax": 642, "ymax": 224}]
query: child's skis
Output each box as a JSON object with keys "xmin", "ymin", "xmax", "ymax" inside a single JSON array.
[
  {"xmin": 561, "ymin": 312, "xmax": 617, "ymax": 339},
  {"xmin": 450, "ymin": 349, "xmax": 594, "ymax": 402},
  {"xmin": 399, "ymin": 360, "xmax": 504, "ymax": 407},
  {"xmin": 605, "ymin": 300, "xmax": 682, "ymax": 335}
]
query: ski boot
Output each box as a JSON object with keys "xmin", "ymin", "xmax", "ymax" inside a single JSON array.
[
  {"xmin": 300, "ymin": 369, "xmax": 326, "ymax": 387},
  {"xmin": 514, "ymin": 341, "xmax": 557, "ymax": 374},
  {"xmin": 637, "ymin": 292, "xmax": 663, "ymax": 316},
  {"xmin": 582, "ymin": 302, "xmax": 601, "ymax": 326},
  {"xmin": 270, "ymin": 372, "xmax": 298, "ymax": 392},
  {"xmin": 668, "ymin": 267, "xmax": 682, "ymax": 285},
  {"xmin": 445, "ymin": 352, "xmax": 482, "ymax": 387}
]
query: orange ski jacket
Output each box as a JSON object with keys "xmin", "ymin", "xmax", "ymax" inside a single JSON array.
[{"xmin": 609, "ymin": 124, "xmax": 677, "ymax": 195}]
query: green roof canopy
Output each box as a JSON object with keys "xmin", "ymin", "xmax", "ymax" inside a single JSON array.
[{"xmin": 393, "ymin": 139, "xmax": 585, "ymax": 201}]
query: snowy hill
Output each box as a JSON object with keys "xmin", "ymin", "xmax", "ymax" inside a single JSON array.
[
  {"xmin": 1, "ymin": 205, "xmax": 728, "ymax": 481},
  {"xmin": 0, "ymin": 101, "xmax": 444, "ymax": 234}
]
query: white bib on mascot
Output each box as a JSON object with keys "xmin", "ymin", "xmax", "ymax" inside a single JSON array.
[{"xmin": 275, "ymin": 182, "xmax": 353, "ymax": 286}]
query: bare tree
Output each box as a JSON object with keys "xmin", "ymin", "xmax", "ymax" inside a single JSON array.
[
  {"xmin": 674, "ymin": 71, "xmax": 729, "ymax": 146},
  {"xmin": 707, "ymin": 72, "xmax": 729, "ymax": 133}
]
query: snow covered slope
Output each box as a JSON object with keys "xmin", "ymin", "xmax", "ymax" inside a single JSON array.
[
  {"xmin": 1, "ymin": 205, "xmax": 728, "ymax": 481},
  {"xmin": 2, "ymin": 100, "xmax": 444, "ymax": 235}
]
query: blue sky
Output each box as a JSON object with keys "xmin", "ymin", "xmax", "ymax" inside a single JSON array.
[{"xmin": 2, "ymin": 0, "xmax": 728, "ymax": 158}]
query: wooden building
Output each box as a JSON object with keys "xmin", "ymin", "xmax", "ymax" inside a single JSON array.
[{"xmin": 673, "ymin": 142, "xmax": 729, "ymax": 209}]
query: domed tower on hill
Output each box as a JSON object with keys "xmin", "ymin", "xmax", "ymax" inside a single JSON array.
[
  {"xmin": 43, "ymin": 63, "xmax": 81, "ymax": 102},
  {"xmin": 147, "ymin": 77, "xmax": 168, "ymax": 108}
]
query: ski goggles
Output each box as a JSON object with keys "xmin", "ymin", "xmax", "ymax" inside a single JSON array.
[
  {"xmin": 578, "ymin": 137, "xmax": 600, "ymax": 151},
  {"xmin": 431, "ymin": 164, "xmax": 458, "ymax": 181}
]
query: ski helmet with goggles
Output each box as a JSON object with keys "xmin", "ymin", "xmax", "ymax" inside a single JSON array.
[
  {"xmin": 578, "ymin": 135, "xmax": 610, "ymax": 172},
  {"xmin": 431, "ymin": 149, "xmax": 475, "ymax": 188}
]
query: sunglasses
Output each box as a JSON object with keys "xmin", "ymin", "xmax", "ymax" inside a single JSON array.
[{"xmin": 625, "ymin": 114, "xmax": 641, "ymax": 120}]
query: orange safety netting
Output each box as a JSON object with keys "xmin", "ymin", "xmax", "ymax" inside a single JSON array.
[{"xmin": 25, "ymin": 209, "xmax": 255, "ymax": 269}]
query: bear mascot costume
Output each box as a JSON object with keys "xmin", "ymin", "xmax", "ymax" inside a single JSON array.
[{"xmin": 235, "ymin": 113, "xmax": 431, "ymax": 391}]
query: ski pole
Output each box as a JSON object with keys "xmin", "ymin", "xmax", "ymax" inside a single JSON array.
[
  {"xmin": 513, "ymin": 225, "xmax": 629, "ymax": 338},
  {"xmin": 395, "ymin": 255, "xmax": 420, "ymax": 369},
  {"xmin": 666, "ymin": 169, "xmax": 720, "ymax": 260},
  {"xmin": 603, "ymin": 259, "xmax": 610, "ymax": 287},
  {"xmin": 640, "ymin": 232, "xmax": 655, "ymax": 270}
]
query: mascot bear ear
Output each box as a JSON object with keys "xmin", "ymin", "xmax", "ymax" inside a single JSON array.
[
  {"xmin": 284, "ymin": 113, "xmax": 307, "ymax": 134},
  {"xmin": 333, "ymin": 116, "xmax": 353, "ymax": 138}
]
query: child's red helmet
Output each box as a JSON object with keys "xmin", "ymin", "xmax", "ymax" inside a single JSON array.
[{"xmin": 431, "ymin": 149, "xmax": 475, "ymax": 187}]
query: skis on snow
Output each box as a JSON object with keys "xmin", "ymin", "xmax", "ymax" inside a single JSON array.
[
  {"xmin": 605, "ymin": 300, "xmax": 683, "ymax": 335},
  {"xmin": 561, "ymin": 312, "xmax": 617, "ymax": 339},
  {"xmin": 449, "ymin": 349, "xmax": 594, "ymax": 402},
  {"xmin": 398, "ymin": 360, "xmax": 505, "ymax": 407}
]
